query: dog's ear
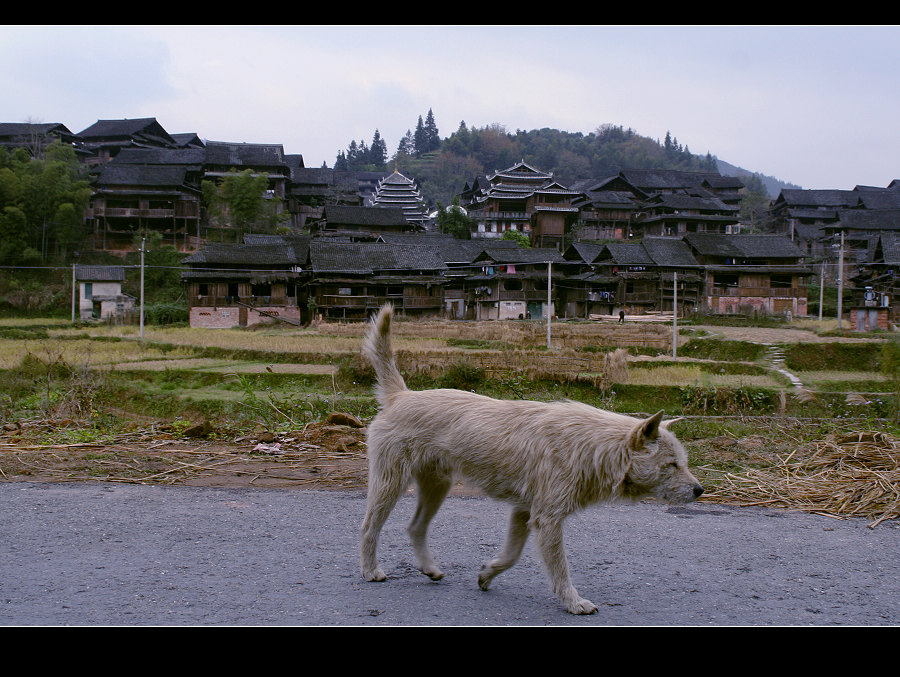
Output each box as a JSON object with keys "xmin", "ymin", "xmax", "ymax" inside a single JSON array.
[
  {"xmin": 629, "ymin": 410, "xmax": 664, "ymax": 449},
  {"xmin": 660, "ymin": 416, "xmax": 683, "ymax": 429}
]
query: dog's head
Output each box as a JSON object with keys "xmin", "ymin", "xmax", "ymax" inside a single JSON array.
[{"xmin": 621, "ymin": 411, "xmax": 704, "ymax": 504}]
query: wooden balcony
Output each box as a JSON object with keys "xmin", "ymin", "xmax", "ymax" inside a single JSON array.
[
  {"xmin": 191, "ymin": 295, "xmax": 296, "ymax": 307},
  {"xmin": 709, "ymin": 287, "xmax": 807, "ymax": 298}
]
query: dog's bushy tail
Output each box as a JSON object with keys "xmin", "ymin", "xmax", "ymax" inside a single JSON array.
[{"xmin": 362, "ymin": 304, "xmax": 407, "ymax": 406}]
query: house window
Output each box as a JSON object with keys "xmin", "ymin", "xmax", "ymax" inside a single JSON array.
[
  {"xmin": 198, "ymin": 283, "xmax": 209, "ymax": 296},
  {"xmin": 716, "ymin": 273, "xmax": 739, "ymax": 288},
  {"xmin": 251, "ymin": 283, "xmax": 271, "ymax": 296},
  {"xmin": 503, "ymin": 280, "xmax": 523, "ymax": 291},
  {"xmin": 84, "ymin": 283, "xmax": 92, "ymax": 300}
]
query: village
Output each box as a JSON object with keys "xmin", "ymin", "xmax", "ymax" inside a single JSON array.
[{"xmin": 3, "ymin": 117, "xmax": 899, "ymax": 332}]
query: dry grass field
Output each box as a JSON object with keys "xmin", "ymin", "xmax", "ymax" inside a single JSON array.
[{"xmin": 2, "ymin": 315, "xmax": 899, "ymax": 526}]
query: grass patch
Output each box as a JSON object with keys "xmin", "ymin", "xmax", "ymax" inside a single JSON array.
[
  {"xmin": 783, "ymin": 342, "xmax": 884, "ymax": 372},
  {"xmin": 678, "ymin": 338, "xmax": 767, "ymax": 362}
]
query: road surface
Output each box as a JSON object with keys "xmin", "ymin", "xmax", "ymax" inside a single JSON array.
[{"xmin": 1, "ymin": 482, "xmax": 897, "ymax": 626}]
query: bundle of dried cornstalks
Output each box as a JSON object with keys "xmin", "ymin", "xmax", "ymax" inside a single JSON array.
[{"xmin": 705, "ymin": 430, "xmax": 900, "ymax": 528}]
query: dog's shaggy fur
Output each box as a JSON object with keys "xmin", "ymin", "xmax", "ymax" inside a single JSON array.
[{"xmin": 360, "ymin": 304, "xmax": 703, "ymax": 614}]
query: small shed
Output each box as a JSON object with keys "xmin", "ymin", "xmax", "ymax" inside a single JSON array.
[{"xmin": 75, "ymin": 265, "xmax": 135, "ymax": 321}]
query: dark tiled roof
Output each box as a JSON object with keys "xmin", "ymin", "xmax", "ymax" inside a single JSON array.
[
  {"xmin": 0, "ymin": 122, "xmax": 74, "ymax": 137},
  {"xmin": 324, "ymin": 205, "xmax": 409, "ymax": 227},
  {"xmin": 75, "ymin": 265, "xmax": 125, "ymax": 281},
  {"xmin": 877, "ymin": 232, "xmax": 900, "ymax": 266},
  {"xmin": 563, "ymin": 242, "xmax": 605, "ymax": 263},
  {"xmin": 684, "ymin": 233, "xmax": 805, "ymax": 259},
  {"xmin": 77, "ymin": 118, "xmax": 175, "ymax": 148},
  {"xmin": 642, "ymin": 237, "xmax": 700, "ymax": 266},
  {"xmin": 94, "ymin": 164, "xmax": 190, "ymax": 188},
  {"xmin": 646, "ymin": 193, "xmax": 737, "ymax": 212},
  {"xmin": 170, "ymin": 133, "xmax": 204, "ymax": 148},
  {"xmin": 182, "ymin": 243, "xmax": 303, "ymax": 266},
  {"xmin": 111, "ymin": 148, "xmax": 206, "ymax": 167},
  {"xmin": 309, "ymin": 242, "xmax": 448, "ymax": 274},
  {"xmin": 776, "ymin": 189, "xmax": 861, "ymax": 208},
  {"xmin": 619, "ymin": 169, "xmax": 725, "ymax": 191},
  {"xmin": 475, "ymin": 246, "xmax": 565, "ymax": 265},
  {"xmin": 832, "ymin": 209, "xmax": 900, "ymax": 231},
  {"xmin": 204, "ymin": 141, "xmax": 286, "ymax": 168},
  {"xmin": 601, "ymin": 242, "xmax": 655, "ymax": 266}
]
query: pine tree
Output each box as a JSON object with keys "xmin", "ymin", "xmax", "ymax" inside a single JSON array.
[
  {"xmin": 370, "ymin": 129, "xmax": 387, "ymax": 168},
  {"xmin": 396, "ymin": 129, "xmax": 415, "ymax": 157},
  {"xmin": 414, "ymin": 115, "xmax": 427, "ymax": 156},
  {"xmin": 424, "ymin": 108, "xmax": 440, "ymax": 152}
]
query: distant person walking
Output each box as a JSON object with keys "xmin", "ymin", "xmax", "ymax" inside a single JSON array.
[{"xmin": 618, "ymin": 310, "xmax": 625, "ymax": 324}]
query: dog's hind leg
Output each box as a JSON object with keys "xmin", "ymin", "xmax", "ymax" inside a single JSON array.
[
  {"xmin": 478, "ymin": 508, "xmax": 531, "ymax": 590},
  {"xmin": 532, "ymin": 516, "xmax": 598, "ymax": 615},
  {"xmin": 360, "ymin": 458, "xmax": 409, "ymax": 582},
  {"xmin": 478, "ymin": 506, "xmax": 530, "ymax": 591},
  {"xmin": 408, "ymin": 466, "xmax": 453, "ymax": 581}
]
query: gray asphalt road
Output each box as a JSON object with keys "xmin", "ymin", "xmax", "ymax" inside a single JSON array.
[{"xmin": 1, "ymin": 482, "xmax": 898, "ymax": 626}]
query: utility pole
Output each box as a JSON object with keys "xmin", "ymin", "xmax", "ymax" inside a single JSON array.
[
  {"xmin": 672, "ymin": 271, "xmax": 678, "ymax": 360},
  {"xmin": 546, "ymin": 260, "xmax": 552, "ymax": 350},
  {"xmin": 71, "ymin": 263, "xmax": 77, "ymax": 323},
  {"xmin": 140, "ymin": 238, "xmax": 146, "ymax": 339},
  {"xmin": 819, "ymin": 264, "xmax": 824, "ymax": 321},
  {"xmin": 837, "ymin": 230, "xmax": 844, "ymax": 330}
]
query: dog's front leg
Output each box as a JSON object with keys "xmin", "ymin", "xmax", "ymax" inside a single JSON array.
[{"xmin": 532, "ymin": 515, "xmax": 598, "ymax": 615}]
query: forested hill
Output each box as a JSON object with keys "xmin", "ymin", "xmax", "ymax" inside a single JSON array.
[{"xmin": 338, "ymin": 121, "xmax": 799, "ymax": 206}]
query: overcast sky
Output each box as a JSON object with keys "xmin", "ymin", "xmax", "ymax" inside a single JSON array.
[{"xmin": 2, "ymin": 25, "xmax": 898, "ymax": 190}]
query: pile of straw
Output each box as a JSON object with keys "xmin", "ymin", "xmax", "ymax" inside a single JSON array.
[{"xmin": 706, "ymin": 431, "xmax": 900, "ymax": 528}]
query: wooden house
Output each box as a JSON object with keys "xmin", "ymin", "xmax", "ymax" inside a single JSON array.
[
  {"xmin": 76, "ymin": 118, "xmax": 178, "ymax": 165},
  {"xmin": 0, "ymin": 122, "xmax": 83, "ymax": 158},
  {"xmin": 617, "ymin": 169, "xmax": 744, "ymax": 208},
  {"xmin": 590, "ymin": 242, "xmax": 662, "ymax": 316},
  {"xmin": 75, "ymin": 266, "xmax": 134, "ymax": 321},
  {"xmin": 769, "ymin": 188, "xmax": 862, "ymax": 237},
  {"xmin": 202, "ymin": 140, "xmax": 290, "ymax": 201},
  {"xmin": 182, "ymin": 238, "xmax": 309, "ymax": 328},
  {"xmin": 285, "ymin": 167, "xmax": 366, "ymax": 230},
  {"xmin": 461, "ymin": 161, "xmax": 579, "ymax": 248},
  {"xmin": 309, "ymin": 205, "xmax": 424, "ymax": 239},
  {"xmin": 307, "ymin": 241, "xmax": 447, "ymax": 321},
  {"xmin": 568, "ymin": 176, "xmax": 645, "ymax": 240},
  {"xmin": 467, "ymin": 246, "xmax": 565, "ymax": 320},
  {"xmin": 560, "ymin": 242, "xmax": 619, "ymax": 318},
  {"xmin": 377, "ymin": 234, "xmax": 521, "ymax": 319},
  {"xmin": 562, "ymin": 238, "xmax": 703, "ymax": 318},
  {"xmin": 636, "ymin": 193, "xmax": 740, "ymax": 237},
  {"xmin": 85, "ymin": 163, "xmax": 203, "ymax": 252},
  {"xmin": 683, "ymin": 233, "xmax": 811, "ymax": 316},
  {"xmin": 850, "ymin": 231, "xmax": 900, "ymax": 324}
]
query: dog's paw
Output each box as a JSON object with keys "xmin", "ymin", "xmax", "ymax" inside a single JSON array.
[
  {"xmin": 421, "ymin": 567, "xmax": 444, "ymax": 581},
  {"xmin": 566, "ymin": 598, "xmax": 598, "ymax": 615},
  {"xmin": 477, "ymin": 567, "xmax": 494, "ymax": 590},
  {"xmin": 363, "ymin": 567, "xmax": 387, "ymax": 582}
]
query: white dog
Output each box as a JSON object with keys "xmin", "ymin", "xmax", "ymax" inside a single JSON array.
[{"xmin": 360, "ymin": 304, "xmax": 703, "ymax": 614}]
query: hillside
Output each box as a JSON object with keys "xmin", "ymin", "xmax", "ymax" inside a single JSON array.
[
  {"xmin": 715, "ymin": 158, "xmax": 801, "ymax": 199},
  {"xmin": 340, "ymin": 120, "xmax": 797, "ymax": 206}
]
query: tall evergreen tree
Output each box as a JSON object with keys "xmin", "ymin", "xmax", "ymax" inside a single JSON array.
[
  {"xmin": 370, "ymin": 129, "xmax": 387, "ymax": 168},
  {"xmin": 413, "ymin": 115, "xmax": 427, "ymax": 157},
  {"xmin": 424, "ymin": 108, "xmax": 440, "ymax": 152},
  {"xmin": 396, "ymin": 129, "xmax": 415, "ymax": 157}
]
